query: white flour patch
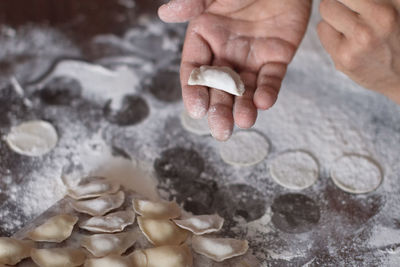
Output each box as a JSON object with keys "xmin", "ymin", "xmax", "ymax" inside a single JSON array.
[
  {"xmin": 269, "ymin": 150, "xmax": 319, "ymax": 190},
  {"xmin": 330, "ymin": 154, "xmax": 382, "ymax": 194},
  {"xmin": 219, "ymin": 130, "xmax": 269, "ymax": 166},
  {"xmin": 73, "ymin": 131, "xmax": 159, "ymax": 201},
  {"xmin": 36, "ymin": 60, "xmax": 140, "ymax": 109},
  {"xmin": 4, "ymin": 120, "xmax": 58, "ymax": 157}
]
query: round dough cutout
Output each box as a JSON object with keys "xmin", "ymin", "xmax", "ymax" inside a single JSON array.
[
  {"xmin": 219, "ymin": 130, "xmax": 269, "ymax": 166},
  {"xmin": 330, "ymin": 154, "xmax": 382, "ymax": 194},
  {"xmin": 269, "ymin": 150, "xmax": 319, "ymax": 190},
  {"xmin": 5, "ymin": 120, "xmax": 58, "ymax": 157},
  {"xmin": 180, "ymin": 111, "xmax": 210, "ymax": 136}
]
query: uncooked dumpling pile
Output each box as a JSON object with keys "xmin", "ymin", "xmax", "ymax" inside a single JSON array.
[{"xmin": 0, "ymin": 175, "xmax": 249, "ymax": 266}]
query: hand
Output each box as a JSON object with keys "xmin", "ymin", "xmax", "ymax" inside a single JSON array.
[
  {"xmin": 158, "ymin": 0, "xmax": 312, "ymax": 140},
  {"xmin": 318, "ymin": 0, "xmax": 400, "ymax": 105}
]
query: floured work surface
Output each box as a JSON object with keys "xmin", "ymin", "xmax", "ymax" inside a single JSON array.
[{"xmin": 1, "ymin": 0, "xmax": 400, "ymax": 266}]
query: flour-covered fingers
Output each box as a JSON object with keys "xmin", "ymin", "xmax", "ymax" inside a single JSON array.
[
  {"xmin": 233, "ymin": 72, "xmax": 257, "ymax": 129},
  {"xmin": 158, "ymin": 0, "xmax": 211, "ymax": 23},
  {"xmin": 207, "ymin": 59, "xmax": 235, "ymax": 141},
  {"xmin": 181, "ymin": 28, "xmax": 212, "ymax": 119},
  {"xmin": 254, "ymin": 63, "xmax": 287, "ymax": 110}
]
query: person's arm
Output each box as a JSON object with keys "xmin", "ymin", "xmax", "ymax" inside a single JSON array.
[
  {"xmin": 159, "ymin": 0, "xmax": 312, "ymax": 140},
  {"xmin": 318, "ymin": 0, "xmax": 400, "ymax": 105}
]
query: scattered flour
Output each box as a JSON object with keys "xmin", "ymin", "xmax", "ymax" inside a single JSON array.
[
  {"xmin": 36, "ymin": 60, "xmax": 140, "ymax": 110},
  {"xmin": 219, "ymin": 130, "xmax": 270, "ymax": 166},
  {"xmin": 269, "ymin": 150, "xmax": 319, "ymax": 190},
  {"xmin": 330, "ymin": 154, "xmax": 383, "ymax": 194}
]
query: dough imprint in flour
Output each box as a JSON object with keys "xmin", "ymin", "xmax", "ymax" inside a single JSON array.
[
  {"xmin": 219, "ymin": 130, "xmax": 269, "ymax": 166},
  {"xmin": 188, "ymin": 65, "xmax": 245, "ymax": 96},
  {"xmin": 5, "ymin": 120, "xmax": 58, "ymax": 157},
  {"xmin": 269, "ymin": 150, "xmax": 319, "ymax": 190},
  {"xmin": 180, "ymin": 111, "xmax": 210, "ymax": 135},
  {"xmin": 330, "ymin": 154, "xmax": 383, "ymax": 194}
]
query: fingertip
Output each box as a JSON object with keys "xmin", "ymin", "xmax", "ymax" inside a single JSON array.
[
  {"xmin": 208, "ymin": 105, "xmax": 234, "ymax": 141},
  {"xmin": 234, "ymin": 103, "xmax": 257, "ymax": 129},
  {"xmin": 254, "ymin": 87, "xmax": 278, "ymax": 110},
  {"xmin": 184, "ymin": 87, "xmax": 209, "ymax": 119}
]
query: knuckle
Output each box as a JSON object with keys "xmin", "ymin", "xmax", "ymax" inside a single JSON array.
[
  {"xmin": 353, "ymin": 24, "xmax": 375, "ymax": 47},
  {"xmin": 336, "ymin": 49, "xmax": 359, "ymax": 71},
  {"xmin": 377, "ymin": 5, "xmax": 398, "ymax": 35}
]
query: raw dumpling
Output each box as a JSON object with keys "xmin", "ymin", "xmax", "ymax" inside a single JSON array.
[
  {"xmin": 191, "ymin": 236, "xmax": 248, "ymax": 262},
  {"xmin": 79, "ymin": 210, "xmax": 135, "ymax": 233},
  {"xmin": 31, "ymin": 248, "xmax": 86, "ymax": 267},
  {"xmin": 84, "ymin": 254, "xmax": 131, "ymax": 267},
  {"xmin": 71, "ymin": 191, "xmax": 125, "ymax": 216},
  {"xmin": 133, "ymin": 199, "xmax": 181, "ymax": 219},
  {"xmin": 81, "ymin": 231, "xmax": 137, "ymax": 257},
  {"xmin": 28, "ymin": 214, "xmax": 78, "ymax": 243},
  {"xmin": 67, "ymin": 176, "xmax": 120, "ymax": 200},
  {"xmin": 137, "ymin": 217, "xmax": 189, "ymax": 246},
  {"xmin": 188, "ymin": 66, "xmax": 245, "ymax": 96},
  {"xmin": 0, "ymin": 237, "xmax": 34, "ymax": 265},
  {"xmin": 173, "ymin": 214, "xmax": 224, "ymax": 235},
  {"xmin": 141, "ymin": 244, "xmax": 193, "ymax": 267}
]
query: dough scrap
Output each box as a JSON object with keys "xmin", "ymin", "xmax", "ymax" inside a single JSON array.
[
  {"xmin": 79, "ymin": 210, "xmax": 135, "ymax": 233},
  {"xmin": 330, "ymin": 154, "xmax": 383, "ymax": 194},
  {"xmin": 173, "ymin": 214, "xmax": 224, "ymax": 235},
  {"xmin": 0, "ymin": 237, "xmax": 34, "ymax": 265},
  {"xmin": 132, "ymin": 245, "xmax": 193, "ymax": 267},
  {"xmin": 133, "ymin": 199, "xmax": 181, "ymax": 219},
  {"xmin": 5, "ymin": 120, "xmax": 58, "ymax": 157},
  {"xmin": 191, "ymin": 236, "xmax": 248, "ymax": 262},
  {"xmin": 137, "ymin": 217, "xmax": 189, "ymax": 246},
  {"xmin": 81, "ymin": 231, "xmax": 137, "ymax": 257},
  {"xmin": 71, "ymin": 191, "xmax": 125, "ymax": 216},
  {"xmin": 180, "ymin": 111, "xmax": 210, "ymax": 136},
  {"xmin": 67, "ymin": 176, "xmax": 120, "ymax": 200},
  {"xmin": 84, "ymin": 254, "xmax": 131, "ymax": 267},
  {"xmin": 28, "ymin": 214, "xmax": 78, "ymax": 243},
  {"xmin": 269, "ymin": 150, "xmax": 319, "ymax": 190},
  {"xmin": 31, "ymin": 248, "xmax": 86, "ymax": 267},
  {"xmin": 188, "ymin": 66, "xmax": 245, "ymax": 96},
  {"xmin": 219, "ymin": 131, "xmax": 269, "ymax": 166}
]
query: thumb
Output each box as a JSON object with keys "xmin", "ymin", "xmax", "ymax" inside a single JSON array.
[{"xmin": 158, "ymin": 0, "xmax": 210, "ymax": 23}]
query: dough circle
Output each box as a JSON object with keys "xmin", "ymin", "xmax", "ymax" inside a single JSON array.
[
  {"xmin": 330, "ymin": 154, "xmax": 382, "ymax": 194},
  {"xmin": 269, "ymin": 150, "xmax": 319, "ymax": 190},
  {"xmin": 180, "ymin": 111, "xmax": 210, "ymax": 136},
  {"xmin": 219, "ymin": 130, "xmax": 269, "ymax": 166},
  {"xmin": 5, "ymin": 120, "xmax": 58, "ymax": 157}
]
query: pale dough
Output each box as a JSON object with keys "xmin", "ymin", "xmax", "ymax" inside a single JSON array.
[
  {"xmin": 330, "ymin": 154, "xmax": 382, "ymax": 194},
  {"xmin": 188, "ymin": 66, "xmax": 245, "ymax": 96},
  {"xmin": 219, "ymin": 131, "xmax": 269, "ymax": 166},
  {"xmin": 180, "ymin": 111, "xmax": 210, "ymax": 136},
  {"xmin": 5, "ymin": 120, "xmax": 58, "ymax": 157},
  {"xmin": 269, "ymin": 150, "xmax": 319, "ymax": 190}
]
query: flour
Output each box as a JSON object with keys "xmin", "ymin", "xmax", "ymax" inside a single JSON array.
[
  {"xmin": 4, "ymin": 120, "xmax": 58, "ymax": 157},
  {"xmin": 219, "ymin": 130, "xmax": 270, "ymax": 166},
  {"xmin": 36, "ymin": 60, "xmax": 140, "ymax": 110},
  {"xmin": 269, "ymin": 150, "xmax": 319, "ymax": 190},
  {"xmin": 330, "ymin": 154, "xmax": 382, "ymax": 194}
]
